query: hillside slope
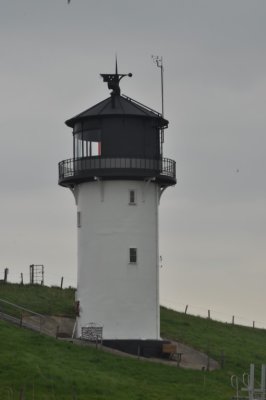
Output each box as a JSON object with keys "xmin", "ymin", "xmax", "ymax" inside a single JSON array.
[{"xmin": 0, "ymin": 283, "xmax": 265, "ymax": 399}]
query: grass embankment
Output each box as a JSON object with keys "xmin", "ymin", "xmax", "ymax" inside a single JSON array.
[
  {"xmin": 0, "ymin": 283, "xmax": 75, "ymax": 317},
  {"xmin": 0, "ymin": 283, "xmax": 265, "ymax": 399},
  {"xmin": 0, "ymin": 320, "xmax": 227, "ymax": 400},
  {"xmin": 161, "ymin": 306, "xmax": 266, "ymax": 374}
]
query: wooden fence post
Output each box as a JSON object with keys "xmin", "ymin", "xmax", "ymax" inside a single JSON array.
[
  {"xmin": 19, "ymin": 387, "xmax": 24, "ymax": 400},
  {"xmin": 185, "ymin": 305, "xmax": 188, "ymax": 314},
  {"xmin": 4, "ymin": 268, "xmax": 8, "ymax": 283},
  {"xmin": 137, "ymin": 344, "xmax": 141, "ymax": 359},
  {"xmin": 29, "ymin": 264, "xmax": 34, "ymax": 284},
  {"xmin": 221, "ymin": 350, "xmax": 225, "ymax": 369},
  {"xmin": 206, "ymin": 341, "xmax": 210, "ymax": 371}
]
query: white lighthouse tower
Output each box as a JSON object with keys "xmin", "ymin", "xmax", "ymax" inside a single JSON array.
[{"xmin": 58, "ymin": 67, "xmax": 176, "ymax": 349}]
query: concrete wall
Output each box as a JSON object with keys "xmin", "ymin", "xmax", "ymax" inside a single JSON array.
[{"xmin": 74, "ymin": 180, "xmax": 160, "ymax": 340}]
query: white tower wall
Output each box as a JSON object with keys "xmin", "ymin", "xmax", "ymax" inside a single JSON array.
[{"xmin": 74, "ymin": 180, "xmax": 160, "ymax": 340}]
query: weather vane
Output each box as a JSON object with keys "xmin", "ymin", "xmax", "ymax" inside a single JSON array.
[
  {"xmin": 100, "ymin": 59, "xmax": 132, "ymax": 95},
  {"xmin": 151, "ymin": 55, "xmax": 164, "ymax": 117}
]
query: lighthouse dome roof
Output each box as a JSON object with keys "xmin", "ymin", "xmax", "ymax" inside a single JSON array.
[{"xmin": 65, "ymin": 94, "xmax": 168, "ymax": 129}]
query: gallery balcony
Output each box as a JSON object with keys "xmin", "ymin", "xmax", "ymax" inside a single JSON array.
[{"xmin": 58, "ymin": 156, "xmax": 176, "ymax": 187}]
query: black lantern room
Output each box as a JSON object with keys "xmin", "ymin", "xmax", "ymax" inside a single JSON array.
[{"xmin": 58, "ymin": 69, "xmax": 176, "ymax": 188}]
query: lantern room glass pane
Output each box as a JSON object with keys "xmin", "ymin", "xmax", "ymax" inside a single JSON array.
[
  {"xmin": 74, "ymin": 135, "xmax": 101, "ymax": 159},
  {"xmin": 73, "ymin": 127, "xmax": 102, "ymax": 159}
]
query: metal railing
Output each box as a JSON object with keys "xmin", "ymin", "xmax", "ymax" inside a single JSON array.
[
  {"xmin": 0, "ymin": 298, "xmax": 67, "ymax": 337},
  {"xmin": 0, "ymin": 297, "xmax": 45, "ymax": 333},
  {"xmin": 58, "ymin": 156, "xmax": 176, "ymax": 182}
]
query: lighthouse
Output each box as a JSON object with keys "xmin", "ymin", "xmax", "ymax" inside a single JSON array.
[{"xmin": 58, "ymin": 66, "xmax": 176, "ymax": 344}]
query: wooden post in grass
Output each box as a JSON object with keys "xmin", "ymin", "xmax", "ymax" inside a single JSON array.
[
  {"xmin": 72, "ymin": 389, "xmax": 77, "ymax": 400},
  {"xmin": 41, "ymin": 264, "xmax": 44, "ymax": 286},
  {"xmin": 221, "ymin": 350, "xmax": 225, "ymax": 369},
  {"xmin": 40, "ymin": 316, "xmax": 43, "ymax": 334},
  {"xmin": 29, "ymin": 264, "xmax": 34, "ymax": 284},
  {"xmin": 20, "ymin": 273, "xmax": 24, "ymax": 285},
  {"xmin": 206, "ymin": 341, "xmax": 210, "ymax": 371},
  {"xmin": 208, "ymin": 309, "xmax": 211, "ymax": 319},
  {"xmin": 232, "ymin": 315, "xmax": 235, "ymax": 325},
  {"xmin": 184, "ymin": 305, "xmax": 188, "ymax": 314},
  {"xmin": 4, "ymin": 268, "xmax": 8, "ymax": 283},
  {"xmin": 19, "ymin": 387, "xmax": 24, "ymax": 400},
  {"xmin": 176, "ymin": 353, "xmax": 182, "ymax": 368},
  {"xmin": 137, "ymin": 344, "xmax": 141, "ymax": 359},
  {"xmin": 60, "ymin": 276, "xmax": 64, "ymax": 289}
]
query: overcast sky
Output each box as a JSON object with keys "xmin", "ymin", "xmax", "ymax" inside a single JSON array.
[{"xmin": 1, "ymin": 0, "xmax": 266, "ymax": 327}]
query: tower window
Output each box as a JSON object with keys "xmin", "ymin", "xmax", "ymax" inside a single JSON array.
[
  {"xmin": 129, "ymin": 190, "xmax": 136, "ymax": 205},
  {"xmin": 129, "ymin": 248, "xmax": 137, "ymax": 264}
]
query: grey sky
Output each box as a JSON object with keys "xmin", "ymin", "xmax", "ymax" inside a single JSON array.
[{"xmin": 1, "ymin": 0, "xmax": 266, "ymax": 326}]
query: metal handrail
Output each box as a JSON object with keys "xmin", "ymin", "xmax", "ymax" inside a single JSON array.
[
  {"xmin": 59, "ymin": 156, "xmax": 176, "ymax": 181},
  {"xmin": 121, "ymin": 94, "xmax": 162, "ymax": 118},
  {"xmin": 0, "ymin": 298, "xmax": 63, "ymax": 337},
  {"xmin": 0, "ymin": 298, "xmax": 44, "ymax": 318}
]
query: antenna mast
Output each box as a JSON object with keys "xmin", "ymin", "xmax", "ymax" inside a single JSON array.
[
  {"xmin": 152, "ymin": 55, "xmax": 165, "ymax": 149},
  {"xmin": 152, "ymin": 55, "xmax": 164, "ymax": 117}
]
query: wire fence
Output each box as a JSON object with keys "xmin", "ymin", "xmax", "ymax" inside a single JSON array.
[
  {"xmin": 161, "ymin": 299, "xmax": 266, "ymax": 331},
  {"xmin": 0, "ymin": 267, "xmax": 76, "ymax": 290},
  {"xmin": 2, "ymin": 267, "xmax": 266, "ymax": 331}
]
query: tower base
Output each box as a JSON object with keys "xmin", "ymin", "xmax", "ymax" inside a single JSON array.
[{"xmin": 102, "ymin": 339, "xmax": 171, "ymax": 358}]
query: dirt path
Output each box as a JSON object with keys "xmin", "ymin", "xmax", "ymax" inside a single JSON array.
[
  {"xmin": 59, "ymin": 337, "xmax": 219, "ymax": 371},
  {"xmin": 22, "ymin": 315, "xmax": 219, "ymax": 371},
  {"xmin": 168, "ymin": 341, "xmax": 219, "ymax": 371}
]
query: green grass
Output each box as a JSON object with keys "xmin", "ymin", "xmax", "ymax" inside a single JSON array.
[
  {"xmin": 0, "ymin": 283, "xmax": 266, "ymax": 399},
  {"xmin": 0, "ymin": 319, "xmax": 230, "ymax": 400},
  {"xmin": 161, "ymin": 306, "xmax": 266, "ymax": 374},
  {"xmin": 0, "ymin": 283, "xmax": 75, "ymax": 317}
]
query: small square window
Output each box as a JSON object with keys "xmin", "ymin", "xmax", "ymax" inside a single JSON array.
[
  {"xmin": 129, "ymin": 190, "xmax": 136, "ymax": 205},
  {"xmin": 129, "ymin": 248, "xmax": 137, "ymax": 264},
  {"xmin": 77, "ymin": 211, "xmax": 81, "ymax": 228}
]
